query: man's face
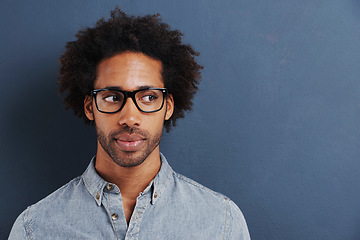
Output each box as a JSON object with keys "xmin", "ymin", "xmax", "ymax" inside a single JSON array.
[{"xmin": 84, "ymin": 52, "xmax": 174, "ymax": 167}]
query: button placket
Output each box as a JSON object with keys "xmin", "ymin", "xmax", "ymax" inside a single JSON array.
[
  {"xmin": 126, "ymin": 192, "xmax": 151, "ymax": 239},
  {"xmin": 102, "ymin": 186, "xmax": 127, "ymax": 239},
  {"xmin": 107, "ymin": 185, "xmax": 118, "ymax": 223}
]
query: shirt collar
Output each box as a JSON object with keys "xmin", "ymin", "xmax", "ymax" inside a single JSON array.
[
  {"xmin": 151, "ymin": 153, "xmax": 172, "ymax": 204},
  {"xmin": 82, "ymin": 157, "xmax": 107, "ymax": 206},
  {"xmin": 81, "ymin": 153, "xmax": 173, "ymax": 206}
]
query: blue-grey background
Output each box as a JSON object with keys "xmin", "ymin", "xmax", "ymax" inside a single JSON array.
[{"xmin": 1, "ymin": 0, "xmax": 360, "ymax": 239}]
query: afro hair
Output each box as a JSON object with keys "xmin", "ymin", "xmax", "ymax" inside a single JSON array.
[{"xmin": 58, "ymin": 8, "xmax": 202, "ymax": 132}]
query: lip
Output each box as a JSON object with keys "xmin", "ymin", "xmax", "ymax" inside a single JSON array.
[{"xmin": 115, "ymin": 134, "xmax": 146, "ymax": 152}]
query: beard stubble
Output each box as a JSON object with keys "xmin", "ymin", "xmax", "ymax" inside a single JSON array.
[{"xmin": 96, "ymin": 125, "xmax": 163, "ymax": 168}]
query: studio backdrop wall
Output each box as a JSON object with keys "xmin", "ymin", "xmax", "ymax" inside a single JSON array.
[{"xmin": 2, "ymin": 1, "xmax": 360, "ymax": 239}]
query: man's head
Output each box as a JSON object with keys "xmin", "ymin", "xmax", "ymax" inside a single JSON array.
[
  {"xmin": 58, "ymin": 8, "xmax": 202, "ymax": 132},
  {"xmin": 83, "ymin": 51, "xmax": 174, "ymax": 167}
]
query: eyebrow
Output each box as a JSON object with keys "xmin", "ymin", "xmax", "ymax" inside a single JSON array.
[{"xmin": 103, "ymin": 85, "xmax": 160, "ymax": 91}]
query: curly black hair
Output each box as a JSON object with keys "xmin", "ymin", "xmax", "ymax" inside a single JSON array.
[{"xmin": 58, "ymin": 8, "xmax": 202, "ymax": 132}]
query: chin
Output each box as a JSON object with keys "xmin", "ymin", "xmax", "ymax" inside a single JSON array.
[{"xmin": 111, "ymin": 152, "xmax": 148, "ymax": 168}]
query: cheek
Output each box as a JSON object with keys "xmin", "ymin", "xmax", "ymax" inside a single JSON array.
[
  {"xmin": 143, "ymin": 114, "xmax": 166, "ymax": 131},
  {"xmin": 93, "ymin": 114, "xmax": 117, "ymax": 134}
]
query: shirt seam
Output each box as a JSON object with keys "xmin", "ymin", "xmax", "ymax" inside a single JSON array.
[
  {"xmin": 223, "ymin": 199, "xmax": 228, "ymax": 240},
  {"xmin": 26, "ymin": 207, "xmax": 32, "ymax": 240},
  {"xmin": 174, "ymin": 171, "xmax": 234, "ymax": 238}
]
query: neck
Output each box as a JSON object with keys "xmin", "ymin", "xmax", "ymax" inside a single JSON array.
[{"xmin": 95, "ymin": 146, "xmax": 161, "ymax": 200}]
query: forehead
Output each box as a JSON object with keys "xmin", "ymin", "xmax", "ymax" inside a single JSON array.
[{"xmin": 95, "ymin": 52, "xmax": 164, "ymax": 90}]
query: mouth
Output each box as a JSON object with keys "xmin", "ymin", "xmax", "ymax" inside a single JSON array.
[{"xmin": 115, "ymin": 134, "xmax": 146, "ymax": 152}]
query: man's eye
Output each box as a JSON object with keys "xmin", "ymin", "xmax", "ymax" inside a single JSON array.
[
  {"xmin": 141, "ymin": 95, "xmax": 157, "ymax": 102},
  {"xmin": 103, "ymin": 95, "xmax": 119, "ymax": 102}
]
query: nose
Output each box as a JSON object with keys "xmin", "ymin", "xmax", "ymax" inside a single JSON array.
[{"xmin": 117, "ymin": 97, "xmax": 142, "ymax": 128}]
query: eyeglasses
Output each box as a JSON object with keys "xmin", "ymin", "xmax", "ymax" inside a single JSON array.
[{"xmin": 91, "ymin": 88, "xmax": 168, "ymax": 113}]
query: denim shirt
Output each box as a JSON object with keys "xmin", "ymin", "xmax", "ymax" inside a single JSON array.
[{"xmin": 9, "ymin": 154, "xmax": 250, "ymax": 239}]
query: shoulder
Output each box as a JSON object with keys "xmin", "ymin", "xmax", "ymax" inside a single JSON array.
[
  {"xmin": 171, "ymin": 171, "xmax": 228, "ymax": 201},
  {"xmin": 8, "ymin": 208, "xmax": 28, "ymax": 240},
  {"xmin": 167, "ymin": 171, "xmax": 250, "ymax": 239},
  {"xmin": 226, "ymin": 200, "xmax": 251, "ymax": 239},
  {"xmin": 8, "ymin": 176, "xmax": 84, "ymax": 238},
  {"xmin": 173, "ymin": 172, "xmax": 243, "ymax": 218},
  {"xmin": 30, "ymin": 176, "xmax": 83, "ymax": 210}
]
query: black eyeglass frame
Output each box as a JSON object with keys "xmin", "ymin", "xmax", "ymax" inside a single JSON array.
[{"xmin": 91, "ymin": 88, "xmax": 168, "ymax": 114}]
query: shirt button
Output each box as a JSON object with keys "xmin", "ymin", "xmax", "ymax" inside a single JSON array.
[
  {"xmin": 111, "ymin": 213, "xmax": 118, "ymax": 220},
  {"xmin": 154, "ymin": 192, "xmax": 158, "ymax": 198},
  {"xmin": 107, "ymin": 184, "xmax": 114, "ymax": 191}
]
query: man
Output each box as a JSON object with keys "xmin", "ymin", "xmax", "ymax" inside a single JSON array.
[{"xmin": 9, "ymin": 8, "xmax": 250, "ymax": 239}]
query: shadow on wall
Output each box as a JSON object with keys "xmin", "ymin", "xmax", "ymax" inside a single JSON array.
[{"xmin": 1, "ymin": 58, "xmax": 96, "ymax": 238}]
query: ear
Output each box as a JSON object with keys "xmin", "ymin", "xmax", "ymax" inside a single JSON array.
[
  {"xmin": 165, "ymin": 94, "xmax": 174, "ymax": 121},
  {"xmin": 84, "ymin": 95, "xmax": 94, "ymax": 121}
]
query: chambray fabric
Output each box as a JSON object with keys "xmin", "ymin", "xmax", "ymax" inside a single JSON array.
[{"xmin": 9, "ymin": 154, "xmax": 250, "ymax": 240}]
